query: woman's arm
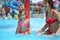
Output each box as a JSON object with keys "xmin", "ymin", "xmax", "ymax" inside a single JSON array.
[
  {"xmin": 41, "ymin": 24, "xmax": 48, "ymax": 32},
  {"xmin": 37, "ymin": 24, "xmax": 47, "ymax": 33}
]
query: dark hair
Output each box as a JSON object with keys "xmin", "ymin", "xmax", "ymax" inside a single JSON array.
[
  {"xmin": 59, "ymin": 0, "xmax": 60, "ymax": 1},
  {"xmin": 47, "ymin": 0, "xmax": 55, "ymax": 9}
]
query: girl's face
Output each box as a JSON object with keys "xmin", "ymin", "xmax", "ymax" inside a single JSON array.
[
  {"xmin": 22, "ymin": 14, "xmax": 26, "ymax": 19},
  {"xmin": 21, "ymin": 11, "xmax": 26, "ymax": 19}
]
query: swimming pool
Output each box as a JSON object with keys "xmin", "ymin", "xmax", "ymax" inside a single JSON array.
[{"xmin": 0, "ymin": 18, "xmax": 60, "ymax": 40}]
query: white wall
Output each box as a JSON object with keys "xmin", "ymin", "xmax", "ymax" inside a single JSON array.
[{"xmin": 31, "ymin": 0, "xmax": 44, "ymax": 4}]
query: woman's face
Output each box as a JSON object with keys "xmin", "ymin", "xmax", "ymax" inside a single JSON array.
[
  {"xmin": 43, "ymin": 0, "xmax": 49, "ymax": 6},
  {"xmin": 43, "ymin": 0, "xmax": 47, "ymax": 4},
  {"xmin": 44, "ymin": 0, "xmax": 50, "ymax": 8}
]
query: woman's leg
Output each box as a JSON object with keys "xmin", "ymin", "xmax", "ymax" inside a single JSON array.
[{"xmin": 56, "ymin": 26, "xmax": 60, "ymax": 34}]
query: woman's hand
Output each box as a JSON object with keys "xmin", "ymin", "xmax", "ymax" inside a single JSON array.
[{"xmin": 37, "ymin": 30, "xmax": 41, "ymax": 36}]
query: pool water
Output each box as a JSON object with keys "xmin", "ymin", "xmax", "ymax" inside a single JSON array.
[{"xmin": 0, "ymin": 18, "xmax": 60, "ymax": 40}]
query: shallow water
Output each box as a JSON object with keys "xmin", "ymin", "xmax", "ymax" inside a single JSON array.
[{"xmin": 0, "ymin": 18, "xmax": 60, "ymax": 40}]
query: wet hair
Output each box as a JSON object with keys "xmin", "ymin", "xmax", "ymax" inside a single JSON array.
[{"xmin": 47, "ymin": 0, "xmax": 55, "ymax": 9}]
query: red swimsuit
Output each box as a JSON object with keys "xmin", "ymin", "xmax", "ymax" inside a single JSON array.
[{"xmin": 46, "ymin": 18, "xmax": 57, "ymax": 34}]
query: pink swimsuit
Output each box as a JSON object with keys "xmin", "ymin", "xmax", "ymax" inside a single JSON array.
[
  {"xmin": 19, "ymin": 21, "xmax": 29, "ymax": 27},
  {"xmin": 19, "ymin": 21, "xmax": 29, "ymax": 34}
]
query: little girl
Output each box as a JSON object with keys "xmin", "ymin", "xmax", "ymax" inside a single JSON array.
[{"xmin": 16, "ymin": 9, "xmax": 30, "ymax": 35}]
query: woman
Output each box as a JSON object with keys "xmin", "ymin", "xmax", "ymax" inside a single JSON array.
[{"xmin": 37, "ymin": 0, "xmax": 60, "ymax": 35}]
